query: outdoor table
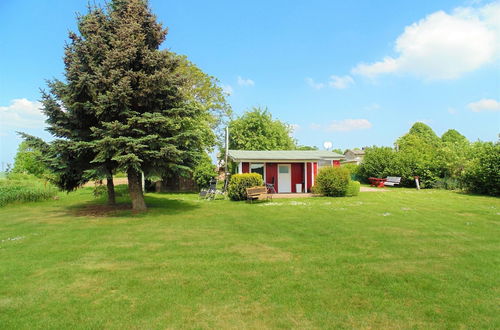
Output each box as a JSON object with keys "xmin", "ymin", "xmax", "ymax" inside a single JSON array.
[{"xmin": 368, "ymin": 177, "xmax": 387, "ymax": 188}]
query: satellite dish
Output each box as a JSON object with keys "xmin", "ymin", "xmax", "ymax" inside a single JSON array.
[{"xmin": 323, "ymin": 141, "xmax": 333, "ymax": 150}]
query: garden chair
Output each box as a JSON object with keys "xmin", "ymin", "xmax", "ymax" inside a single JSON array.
[
  {"xmin": 200, "ymin": 179, "xmax": 224, "ymax": 200},
  {"xmin": 266, "ymin": 176, "xmax": 276, "ymax": 194}
]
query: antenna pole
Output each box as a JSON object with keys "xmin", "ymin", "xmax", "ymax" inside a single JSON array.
[{"xmin": 224, "ymin": 126, "xmax": 229, "ymax": 191}]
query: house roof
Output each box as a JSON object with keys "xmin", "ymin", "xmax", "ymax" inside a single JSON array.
[
  {"xmin": 228, "ymin": 150, "xmax": 345, "ymax": 162},
  {"xmin": 345, "ymin": 149, "xmax": 365, "ymax": 155}
]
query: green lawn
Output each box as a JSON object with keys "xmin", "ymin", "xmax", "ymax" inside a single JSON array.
[{"xmin": 1, "ymin": 187, "xmax": 498, "ymax": 329}]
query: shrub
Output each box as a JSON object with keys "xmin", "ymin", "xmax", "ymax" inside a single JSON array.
[
  {"xmin": 315, "ymin": 167, "xmax": 350, "ymax": 197},
  {"xmin": 310, "ymin": 185, "xmax": 318, "ymax": 194},
  {"xmin": 346, "ymin": 180, "xmax": 360, "ymax": 197},
  {"xmin": 193, "ymin": 153, "xmax": 217, "ymax": 189},
  {"xmin": 227, "ymin": 173, "xmax": 263, "ymax": 201},
  {"xmin": 342, "ymin": 163, "xmax": 360, "ymax": 181},
  {"xmin": 432, "ymin": 177, "xmax": 461, "ymax": 190},
  {"xmin": 459, "ymin": 142, "xmax": 500, "ymax": 196}
]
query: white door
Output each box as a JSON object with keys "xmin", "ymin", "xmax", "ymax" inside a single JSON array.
[{"xmin": 278, "ymin": 164, "xmax": 291, "ymax": 193}]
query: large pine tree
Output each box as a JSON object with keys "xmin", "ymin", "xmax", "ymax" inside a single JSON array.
[{"xmin": 37, "ymin": 0, "xmax": 212, "ymax": 210}]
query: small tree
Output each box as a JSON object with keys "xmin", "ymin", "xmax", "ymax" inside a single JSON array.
[
  {"xmin": 229, "ymin": 107, "xmax": 296, "ymax": 151},
  {"xmin": 12, "ymin": 141, "xmax": 48, "ymax": 178},
  {"xmin": 192, "ymin": 153, "xmax": 217, "ymax": 189}
]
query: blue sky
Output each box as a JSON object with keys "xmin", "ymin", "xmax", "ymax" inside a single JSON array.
[{"xmin": 1, "ymin": 0, "xmax": 499, "ymax": 167}]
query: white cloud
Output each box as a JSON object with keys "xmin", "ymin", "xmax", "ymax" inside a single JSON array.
[
  {"xmin": 327, "ymin": 119, "xmax": 372, "ymax": 132},
  {"xmin": 306, "ymin": 75, "xmax": 355, "ymax": 89},
  {"xmin": 221, "ymin": 84, "xmax": 233, "ymax": 95},
  {"xmin": 448, "ymin": 107, "xmax": 458, "ymax": 114},
  {"xmin": 352, "ymin": 2, "xmax": 500, "ymax": 80},
  {"xmin": 237, "ymin": 76, "xmax": 255, "ymax": 87},
  {"xmin": 0, "ymin": 98, "xmax": 45, "ymax": 129},
  {"xmin": 468, "ymin": 98, "xmax": 500, "ymax": 112},
  {"xmin": 329, "ymin": 75, "xmax": 355, "ymax": 89},
  {"xmin": 305, "ymin": 78, "xmax": 325, "ymax": 89}
]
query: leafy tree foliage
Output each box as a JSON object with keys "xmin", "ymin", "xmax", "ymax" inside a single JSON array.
[
  {"xmin": 12, "ymin": 141, "xmax": 48, "ymax": 178},
  {"xmin": 398, "ymin": 122, "xmax": 440, "ymax": 148},
  {"xmin": 175, "ymin": 55, "xmax": 231, "ymax": 149},
  {"xmin": 442, "ymin": 129, "xmax": 468, "ymax": 144},
  {"xmin": 358, "ymin": 123, "xmax": 482, "ymax": 189},
  {"xmin": 459, "ymin": 142, "xmax": 500, "ymax": 196},
  {"xmin": 192, "ymin": 153, "xmax": 217, "ymax": 189},
  {"xmin": 296, "ymin": 145, "xmax": 318, "ymax": 150},
  {"xmin": 229, "ymin": 107, "xmax": 296, "ymax": 150},
  {"xmin": 358, "ymin": 146, "xmax": 403, "ymax": 180}
]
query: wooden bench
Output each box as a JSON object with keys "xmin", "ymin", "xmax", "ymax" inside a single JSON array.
[
  {"xmin": 384, "ymin": 176, "xmax": 401, "ymax": 187},
  {"xmin": 246, "ymin": 186, "xmax": 270, "ymax": 202}
]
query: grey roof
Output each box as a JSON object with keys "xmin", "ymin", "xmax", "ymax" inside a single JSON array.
[
  {"xmin": 345, "ymin": 149, "xmax": 365, "ymax": 155},
  {"xmin": 228, "ymin": 150, "xmax": 345, "ymax": 161}
]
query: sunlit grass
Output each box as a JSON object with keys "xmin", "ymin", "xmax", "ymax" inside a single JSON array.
[{"xmin": 0, "ymin": 186, "xmax": 498, "ymax": 328}]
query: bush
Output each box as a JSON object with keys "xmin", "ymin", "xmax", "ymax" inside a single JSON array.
[
  {"xmin": 227, "ymin": 173, "xmax": 263, "ymax": 201},
  {"xmin": 193, "ymin": 154, "xmax": 217, "ymax": 189},
  {"xmin": 432, "ymin": 177, "xmax": 461, "ymax": 190},
  {"xmin": 315, "ymin": 167, "xmax": 350, "ymax": 197},
  {"xmin": 310, "ymin": 185, "xmax": 318, "ymax": 194},
  {"xmin": 342, "ymin": 163, "xmax": 360, "ymax": 181},
  {"xmin": 358, "ymin": 147, "xmax": 401, "ymax": 183},
  {"xmin": 346, "ymin": 180, "xmax": 360, "ymax": 196},
  {"xmin": 459, "ymin": 142, "xmax": 500, "ymax": 196}
]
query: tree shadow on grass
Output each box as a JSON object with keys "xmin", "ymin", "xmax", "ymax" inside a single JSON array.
[
  {"xmin": 63, "ymin": 193, "xmax": 200, "ymax": 218},
  {"xmin": 452, "ymin": 190, "xmax": 499, "ymax": 199}
]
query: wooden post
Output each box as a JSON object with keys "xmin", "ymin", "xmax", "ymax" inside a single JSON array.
[
  {"xmin": 414, "ymin": 176, "xmax": 420, "ymax": 190},
  {"xmin": 141, "ymin": 171, "xmax": 145, "ymax": 192},
  {"xmin": 304, "ymin": 162, "xmax": 307, "ymax": 193}
]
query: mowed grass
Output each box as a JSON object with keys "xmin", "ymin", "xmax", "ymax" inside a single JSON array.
[{"xmin": 0, "ymin": 187, "xmax": 498, "ymax": 329}]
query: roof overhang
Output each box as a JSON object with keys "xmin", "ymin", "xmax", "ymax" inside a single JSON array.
[{"xmin": 228, "ymin": 150, "xmax": 345, "ymax": 163}]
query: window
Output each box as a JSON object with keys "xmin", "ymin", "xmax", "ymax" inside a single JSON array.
[
  {"xmin": 318, "ymin": 160, "xmax": 331, "ymax": 169},
  {"xmin": 250, "ymin": 163, "xmax": 264, "ymax": 178},
  {"xmin": 279, "ymin": 165, "xmax": 289, "ymax": 173}
]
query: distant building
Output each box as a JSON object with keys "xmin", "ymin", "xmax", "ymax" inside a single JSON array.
[{"xmin": 343, "ymin": 149, "xmax": 365, "ymax": 165}]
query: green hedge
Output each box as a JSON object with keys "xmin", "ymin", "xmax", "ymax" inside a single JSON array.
[
  {"xmin": 459, "ymin": 142, "xmax": 500, "ymax": 196},
  {"xmin": 227, "ymin": 173, "xmax": 263, "ymax": 201},
  {"xmin": 342, "ymin": 163, "xmax": 361, "ymax": 181},
  {"xmin": 346, "ymin": 181, "xmax": 361, "ymax": 197},
  {"xmin": 315, "ymin": 167, "xmax": 350, "ymax": 197}
]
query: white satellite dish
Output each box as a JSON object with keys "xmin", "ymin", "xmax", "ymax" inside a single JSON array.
[{"xmin": 323, "ymin": 141, "xmax": 333, "ymax": 150}]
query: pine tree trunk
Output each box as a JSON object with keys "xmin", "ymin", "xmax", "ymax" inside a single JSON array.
[
  {"xmin": 127, "ymin": 169, "xmax": 147, "ymax": 211},
  {"xmin": 106, "ymin": 172, "xmax": 116, "ymax": 205}
]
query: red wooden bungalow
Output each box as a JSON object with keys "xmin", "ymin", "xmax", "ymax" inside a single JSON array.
[{"xmin": 228, "ymin": 150, "xmax": 345, "ymax": 193}]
